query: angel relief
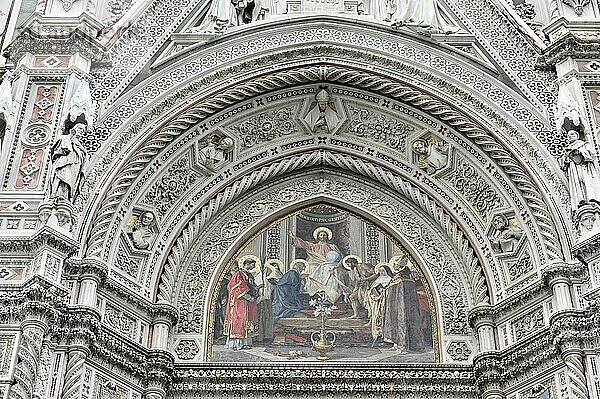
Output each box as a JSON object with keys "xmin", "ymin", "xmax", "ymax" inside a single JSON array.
[{"xmin": 210, "ymin": 205, "xmax": 436, "ymax": 362}]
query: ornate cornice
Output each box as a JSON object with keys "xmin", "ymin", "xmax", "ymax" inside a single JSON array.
[
  {"xmin": 93, "ymin": 327, "xmax": 174, "ymax": 381},
  {"xmin": 573, "ymin": 232, "xmax": 600, "ymax": 262},
  {"xmin": 542, "ymin": 260, "xmax": 587, "ymax": 285},
  {"xmin": 0, "ymin": 276, "xmax": 69, "ymax": 324},
  {"xmin": 172, "ymin": 364, "xmax": 476, "ymax": 394},
  {"xmin": 63, "ymin": 257, "xmax": 108, "ymax": 282},
  {"xmin": 536, "ymin": 32, "xmax": 600, "ymax": 69},
  {"xmin": 0, "ymin": 226, "xmax": 79, "ymax": 256},
  {"xmin": 4, "ymin": 27, "xmax": 107, "ymax": 64}
]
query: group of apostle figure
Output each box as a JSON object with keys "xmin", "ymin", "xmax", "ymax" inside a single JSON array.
[
  {"xmin": 196, "ymin": 0, "xmax": 456, "ymax": 35},
  {"xmin": 221, "ymin": 256, "xmax": 305, "ymax": 350},
  {"xmin": 220, "ymin": 227, "xmax": 429, "ymax": 353},
  {"xmin": 366, "ymin": 258, "xmax": 427, "ymax": 352}
]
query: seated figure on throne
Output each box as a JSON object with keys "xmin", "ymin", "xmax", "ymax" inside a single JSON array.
[{"xmin": 288, "ymin": 227, "xmax": 348, "ymax": 304}]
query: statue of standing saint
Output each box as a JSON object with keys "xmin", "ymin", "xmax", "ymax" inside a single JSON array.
[
  {"xmin": 380, "ymin": 0, "xmax": 459, "ymax": 34},
  {"xmin": 49, "ymin": 117, "xmax": 87, "ymax": 203},
  {"xmin": 561, "ymin": 130, "xmax": 600, "ymax": 212}
]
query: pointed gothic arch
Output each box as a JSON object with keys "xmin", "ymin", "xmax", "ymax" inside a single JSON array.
[
  {"xmin": 201, "ymin": 198, "xmax": 444, "ymax": 362},
  {"xmin": 170, "ymin": 170, "xmax": 478, "ymax": 362}
]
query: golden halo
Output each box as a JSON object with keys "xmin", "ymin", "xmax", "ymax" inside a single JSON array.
[
  {"xmin": 290, "ymin": 259, "xmax": 310, "ymax": 275},
  {"xmin": 389, "ymin": 255, "xmax": 409, "ymax": 273},
  {"xmin": 313, "ymin": 226, "xmax": 333, "ymax": 241},
  {"xmin": 237, "ymin": 254, "xmax": 261, "ymax": 273},
  {"xmin": 264, "ymin": 258, "xmax": 284, "ymax": 280},
  {"xmin": 342, "ymin": 255, "xmax": 362, "ymax": 271}
]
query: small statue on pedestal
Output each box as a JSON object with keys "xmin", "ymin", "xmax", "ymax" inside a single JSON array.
[
  {"xmin": 40, "ymin": 81, "xmax": 94, "ymax": 233},
  {"xmin": 560, "ymin": 129, "xmax": 600, "ymax": 212},
  {"xmin": 49, "ymin": 117, "xmax": 87, "ymax": 204}
]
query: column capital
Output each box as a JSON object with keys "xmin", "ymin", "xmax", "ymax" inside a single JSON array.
[
  {"xmin": 64, "ymin": 257, "xmax": 108, "ymax": 284},
  {"xmin": 541, "ymin": 260, "xmax": 585, "ymax": 286},
  {"xmin": 149, "ymin": 301, "xmax": 179, "ymax": 327},
  {"xmin": 468, "ymin": 305, "xmax": 496, "ymax": 329}
]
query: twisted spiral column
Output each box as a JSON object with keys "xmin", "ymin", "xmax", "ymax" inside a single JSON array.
[
  {"xmin": 60, "ymin": 346, "xmax": 88, "ymax": 399},
  {"xmin": 564, "ymin": 351, "xmax": 589, "ymax": 399},
  {"xmin": 9, "ymin": 321, "xmax": 46, "ymax": 399},
  {"xmin": 32, "ymin": 340, "xmax": 52, "ymax": 398}
]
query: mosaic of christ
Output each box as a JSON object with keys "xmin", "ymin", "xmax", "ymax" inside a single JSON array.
[{"xmin": 210, "ymin": 205, "xmax": 436, "ymax": 363}]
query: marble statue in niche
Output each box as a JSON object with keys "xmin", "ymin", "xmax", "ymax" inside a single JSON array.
[
  {"xmin": 556, "ymin": 86, "xmax": 585, "ymax": 134},
  {"xmin": 198, "ymin": 134, "xmax": 234, "ymax": 172},
  {"xmin": 376, "ymin": 0, "xmax": 459, "ymax": 34},
  {"xmin": 490, "ymin": 214, "xmax": 523, "ymax": 254},
  {"xmin": 49, "ymin": 117, "xmax": 87, "ymax": 203},
  {"xmin": 48, "ymin": 81, "xmax": 94, "ymax": 204},
  {"xmin": 0, "ymin": 71, "xmax": 15, "ymax": 155},
  {"xmin": 124, "ymin": 211, "xmax": 156, "ymax": 250},
  {"xmin": 211, "ymin": 205, "xmax": 434, "ymax": 362},
  {"xmin": 194, "ymin": 0, "xmax": 278, "ymax": 33},
  {"xmin": 192, "ymin": 0, "xmax": 459, "ymax": 34},
  {"xmin": 560, "ymin": 129, "xmax": 600, "ymax": 212},
  {"xmin": 303, "ymin": 89, "xmax": 341, "ymax": 134},
  {"xmin": 413, "ymin": 136, "xmax": 449, "ymax": 174}
]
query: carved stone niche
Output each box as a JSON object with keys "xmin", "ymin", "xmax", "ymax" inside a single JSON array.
[
  {"xmin": 487, "ymin": 212, "xmax": 532, "ymax": 285},
  {"xmin": 194, "ymin": 130, "xmax": 235, "ymax": 174},
  {"xmin": 300, "ymin": 88, "xmax": 346, "ymax": 135},
  {"xmin": 116, "ymin": 208, "xmax": 160, "ymax": 282},
  {"xmin": 122, "ymin": 208, "xmax": 159, "ymax": 253},
  {"xmin": 575, "ymin": 202, "xmax": 600, "ymax": 241},
  {"xmin": 487, "ymin": 212, "xmax": 525, "ymax": 257},
  {"xmin": 411, "ymin": 132, "xmax": 452, "ymax": 176}
]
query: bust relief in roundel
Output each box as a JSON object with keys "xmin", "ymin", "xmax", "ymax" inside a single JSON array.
[{"xmin": 209, "ymin": 204, "xmax": 438, "ymax": 363}]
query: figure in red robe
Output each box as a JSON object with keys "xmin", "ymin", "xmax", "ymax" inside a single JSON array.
[{"xmin": 224, "ymin": 259, "xmax": 259, "ymax": 350}]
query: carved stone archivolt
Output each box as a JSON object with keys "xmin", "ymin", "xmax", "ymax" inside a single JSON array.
[
  {"xmin": 81, "ymin": 62, "xmax": 564, "ymax": 282},
  {"xmin": 77, "ymin": 43, "xmax": 561, "ymax": 247},
  {"xmin": 76, "ymin": 83, "xmax": 558, "ymax": 317}
]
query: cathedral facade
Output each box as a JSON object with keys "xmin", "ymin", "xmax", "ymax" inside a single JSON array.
[{"xmin": 0, "ymin": 0, "xmax": 600, "ymax": 397}]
